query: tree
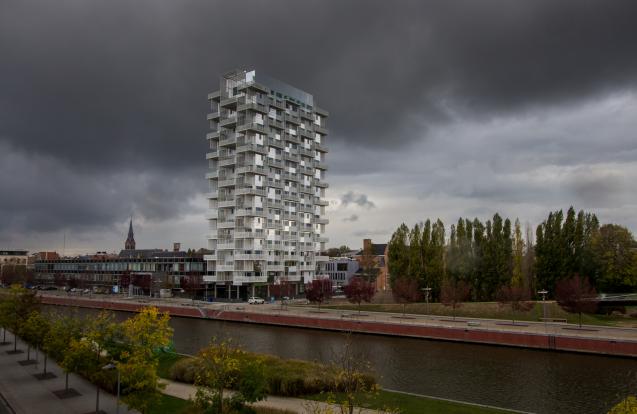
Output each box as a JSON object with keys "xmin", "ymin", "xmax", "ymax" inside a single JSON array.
[
  {"xmin": 343, "ymin": 277, "xmax": 375, "ymax": 315},
  {"xmin": 0, "ymin": 285, "xmax": 40, "ymax": 352},
  {"xmin": 496, "ymin": 285, "xmax": 534, "ymax": 325},
  {"xmin": 331, "ymin": 333, "xmax": 377, "ymax": 414},
  {"xmin": 63, "ymin": 337, "xmax": 107, "ymax": 412},
  {"xmin": 270, "ymin": 276, "xmax": 293, "ymax": 309},
  {"xmin": 556, "ymin": 275, "xmax": 598, "ymax": 327},
  {"xmin": 422, "ymin": 219, "xmax": 446, "ymax": 298},
  {"xmin": 407, "ymin": 224, "xmax": 423, "ymax": 281},
  {"xmin": 305, "ymin": 278, "xmax": 333, "ymax": 311},
  {"xmin": 391, "ymin": 277, "xmax": 421, "ymax": 317},
  {"xmin": 326, "ymin": 247, "xmax": 341, "ymax": 257},
  {"xmin": 607, "ymin": 396, "xmax": 637, "ymax": 414},
  {"xmin": 180, "ymin": 274, "xmax": 203, "ymax": 303},
  {"xmin": 194, "ymin": 339, "xmax": 266, "ymax": 414},
  {"xmin": 45, "ymin": 313, "xmax": 85, "ymax": 394},
  {"xmin": 20, "ymin": 311, "xmax": 50, "ymax": 367},
  {"xmin": 440, "ymin": 279, "xmax": 470, "ymax": 320},
  {"xmin": 592, "ymin": 224, "xmax": 637, "ymax": 293},
  {"xmin": 359, "ymin": 242, "xmax": 380, "ymax": 283},
  {"xmin": 117, "ymin": 307, "xmax": 173, "ymax": 413},
  {"xmin": 387, "ymin": 224, "xmax": 410, "ymax": 286},
  {"xmin": 511, "ymin": 219, "xmax": 525, "ymax": 287}
]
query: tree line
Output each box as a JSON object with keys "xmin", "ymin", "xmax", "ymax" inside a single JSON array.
[
  {"xmin": 0, "ymin": 285, "xmax": 173, "ymax": 414},
  {"xmin": 387, "ymin": 207, "xmax": 637, "ymax": 300}
]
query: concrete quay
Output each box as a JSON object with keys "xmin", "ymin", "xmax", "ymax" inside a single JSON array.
[{"xmin": 39, "ymin": 293, "xmax": 637, "ymax": 358}]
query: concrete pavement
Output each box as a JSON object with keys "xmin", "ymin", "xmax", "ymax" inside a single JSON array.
[
  {"xmin": 0, "ymin": 335, "xmax": 135, "ymax": 414},
  {"xmin": 160, "ymin": 377, "xmax": 380, "ymax": 414},
  {"xmin": 38, "ymin": 291, "xmax": 637, "ymax": 357}
]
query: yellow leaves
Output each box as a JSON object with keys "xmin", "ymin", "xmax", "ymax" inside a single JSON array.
[
  {"xmin": 607, "ymin": 396, "xmax": 637, "ymax": 414},
  {"xmin": 121, "ymin": 306, "xmax": 172, "ymax": 359}
]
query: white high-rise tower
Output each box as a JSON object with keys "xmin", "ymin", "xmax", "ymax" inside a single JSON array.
[{"xmin": 204, "ymin": 69, "xmax": 329, "ymax": 299}]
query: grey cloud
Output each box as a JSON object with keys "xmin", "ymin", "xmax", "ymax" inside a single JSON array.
[
  {"xmin": 340, "ymin": 192, "xmax": 376, "ymax": 209},
  {"xmin": 0, "ymin": 143, "xmax": 204, "ymax": 240},
  {"xmin": 353, "ymin": 229, "xmax": 389, "ymax": 238},
  {"xmin": 342, "ymin": 214, "xmax": 359, "ymax": 223},
  {"xmin": 1, "ymin": 0, "xmax": 637, "ymax": 250}
]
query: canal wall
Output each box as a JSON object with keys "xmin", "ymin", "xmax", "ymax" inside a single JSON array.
[{"xmin": 40, "ymin": 295, "xmax": 637, "ymax": 358}]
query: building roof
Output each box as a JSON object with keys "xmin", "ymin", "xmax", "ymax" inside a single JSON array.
[
  {"xmin": 354, "ymin": 243, "xmax": 387, "ymax": 256},
  {"xmin": 118, "ymin": 249, "xmax": 189, "ymax": 259}
]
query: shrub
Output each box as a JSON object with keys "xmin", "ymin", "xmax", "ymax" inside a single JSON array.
[{"xmin": 169, "ymin": 351, "xmax": 376, "ymax": 397}]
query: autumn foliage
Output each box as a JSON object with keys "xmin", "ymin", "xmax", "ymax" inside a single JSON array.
[
  {"xmin": 343, "ymin": 277, "xmax": 376, "ymax": 314},
  {"xmin": 556, "ymin": 274, "xmax": 598, "ymax": 327},
  {"xmin": 392, "ymin": 277, "xmax": 422, "ymax": 317},
  {"xmin": 305, "ymin": 278, "xmax": 333, "ymax": 311}
]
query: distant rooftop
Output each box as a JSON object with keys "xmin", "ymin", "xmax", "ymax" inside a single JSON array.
[{"xmin": 0, "ymin": 250, "xmax": 28, "ymax": 256}]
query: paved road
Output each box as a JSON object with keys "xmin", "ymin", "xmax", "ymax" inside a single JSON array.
[
  {"xmin": 0, "ymin": 335, "xmax": 135, "ymax": 414},
  {"xmin": 38, "ymin": 291, "xmax": 637, "ymax": 343}
]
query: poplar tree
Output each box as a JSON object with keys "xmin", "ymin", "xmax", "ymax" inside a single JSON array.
[
  {"xmin": 387, "ymin": 223, "xmax": 410, "ymax": 287},
  {"xmin": 512, "ymin": 218, "xmax": 525, "ymax": 287},
  {"xmin": 408, "ymin": 224, "xmax": 423, "ymax": 281}
]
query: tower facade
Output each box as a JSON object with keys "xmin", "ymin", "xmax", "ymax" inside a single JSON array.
[
  {"xmin": 204, "ymin": 69, "xmax": 329, "ymax": 296},
  {"xmin": 125, "ymin": 218, "xmax": 136, "ymax": 250}
]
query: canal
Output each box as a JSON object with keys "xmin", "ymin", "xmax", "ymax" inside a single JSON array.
[{"xmin": 48, "ymin": 306, "xmax": 637, "ymax": 414}]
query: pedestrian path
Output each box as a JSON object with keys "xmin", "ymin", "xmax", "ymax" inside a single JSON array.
[
  {"xmin": 0, "ymin": 334, "xmax": 135, "ymax": 414},
  {"xmin": 160, "ymin": 378, "xmax": 380, "ymax": 414}
]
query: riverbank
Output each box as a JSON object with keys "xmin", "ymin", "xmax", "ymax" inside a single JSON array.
[
  {"xmin": 39, "ymin": 294, "xmax": 637, "ymax": 358},
  {"xmin": 156, "ymin": 353, "xmax": 524, "ymax": 414}
]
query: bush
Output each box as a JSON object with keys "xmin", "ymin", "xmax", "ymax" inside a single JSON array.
[{"xmin": 169, "ymin": 352, "xmax": 376, "ymax": 397}]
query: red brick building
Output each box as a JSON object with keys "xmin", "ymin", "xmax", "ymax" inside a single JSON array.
[{"xmin": 354, "ymin": 239, "xmax": 389, "ymax": 291}]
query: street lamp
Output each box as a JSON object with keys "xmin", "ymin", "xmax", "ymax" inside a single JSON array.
[
  {"xmin": 422, "ymin": 286, "xmax": 432, "ymax": 316},
  {"xmin": 537, "ymin": 289, "xmax": 548, "ymax": 320},
  {"xmin": 102, "ymin": 363, "xmax": 121, "ymax": 414}
]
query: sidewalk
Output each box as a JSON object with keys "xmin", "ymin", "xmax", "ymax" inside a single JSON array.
[
  {"xmin": 0, "ymin": 334, "xmax": 136, "ymax": 414},
  {"xmin": 160, "ymin": 378, "xmax": 380, "ymax": 414}
]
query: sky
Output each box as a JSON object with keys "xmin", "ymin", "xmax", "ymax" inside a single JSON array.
[{"xmin": 1, "ymin": 0, "xmax": 637, "ymax": 255}]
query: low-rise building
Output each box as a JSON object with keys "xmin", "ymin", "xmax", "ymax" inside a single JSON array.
[
  {"xmin": 0, "ymin": 249, "xmax": 29, "ymax": 284},
  {"xmin": 321, "ymin": 257, "xmax": 359, "ymax": 288},
  {"xmin": 33, "ymin": 248, "xmax": 207, "ymax": 296},
  {"xmin": 353, "ymin": 239, "xmax": 389, "ymax": 291}
]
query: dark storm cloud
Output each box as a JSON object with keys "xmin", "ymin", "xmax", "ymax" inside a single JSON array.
[
  {"xmin": 340, "ymin": 192, "xmax": 376, "ymax": 209},
  {"xmin": 1, "ymin": 0, "xmax": 637, "ymax": 246}
]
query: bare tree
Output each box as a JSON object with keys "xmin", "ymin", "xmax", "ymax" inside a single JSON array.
[
  {"xmin": 556, "ymin": 274, "xmax": 598, "ymax": 327},
  {"xmin": 440, "ymin": 279, "xmax": 470, "ymax": 320},
  {"xmin": 391, "ymin": 277, "xmax": 421, "ymax": 317},
  {"xmin": 496, "ymin": 284, "xmax": 534, "ymax": 325}
]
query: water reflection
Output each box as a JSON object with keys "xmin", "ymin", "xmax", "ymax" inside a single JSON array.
[{"xmin": 46, "ymin": 306, "xmax": 636, "ymax": 414}]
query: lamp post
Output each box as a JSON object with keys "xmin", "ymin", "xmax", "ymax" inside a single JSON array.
[
  {"xmin": 422, "ymin": 286, "xmax": 432, "ymax": 316},
  {"xmin": 537, "ymin": 289, "xmax": 548, "ymax": 321},
  {"xmin": 102, "ymin": 363, "xmax": 120, "ymax": 414}
]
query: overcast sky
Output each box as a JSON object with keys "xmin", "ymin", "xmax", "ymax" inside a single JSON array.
[{"xmin": 1, "ymin": 0, "xmax": 637, "ymax": 255}]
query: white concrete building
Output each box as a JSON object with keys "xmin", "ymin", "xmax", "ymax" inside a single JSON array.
[{"xmin": 204, "ymin": 69, "xmax": 329, "ymax": 299}]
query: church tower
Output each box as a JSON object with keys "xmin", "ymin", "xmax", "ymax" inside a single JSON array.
[{"xmin": 125, "ymin": 217, "xmax": 136, "ymax": 250}]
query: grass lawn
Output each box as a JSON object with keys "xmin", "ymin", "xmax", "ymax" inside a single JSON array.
[
  {"xmin": 319, "ymin": 301, "xmax": 636, "ymax": 327},
  {"xmin": 307, "ymin": 390, "xmax": 515, "ymax": 414},
  {"xmin": 157, "ymin": 351, "xmax": 187, "ymax": 379},
  {"xmin": 148, "ymin": 394, "xmax": 193, "ymax": 414}
]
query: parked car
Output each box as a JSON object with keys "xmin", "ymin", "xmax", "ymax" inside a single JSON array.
[{"xmin": 248, "ymin": 296, "xmax": 265, "ymax": 304}]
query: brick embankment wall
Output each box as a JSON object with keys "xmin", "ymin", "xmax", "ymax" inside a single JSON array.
[{"xmin": 40, "ymin": 295, "xmax": 637, "ymax": 358}]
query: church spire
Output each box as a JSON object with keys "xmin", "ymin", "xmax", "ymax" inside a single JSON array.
[{"xmin": 125, "ymin": 217, "xmax": 136, "ymax": 250}]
